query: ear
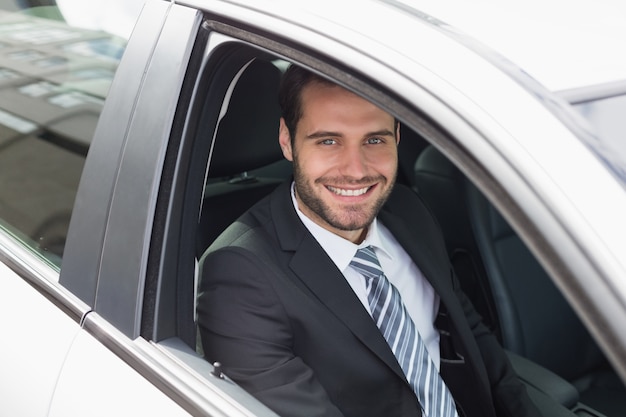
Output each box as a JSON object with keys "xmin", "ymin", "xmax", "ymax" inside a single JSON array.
[{"xmin": 279, "ymin": 118, "xmax": 294, "ymax": 161}]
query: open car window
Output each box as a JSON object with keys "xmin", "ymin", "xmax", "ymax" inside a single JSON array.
[{"xmin": 149, "ymin": 26, "xmax": 624, "ymax": 415}]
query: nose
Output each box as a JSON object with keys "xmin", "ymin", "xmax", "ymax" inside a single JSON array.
[{"xmin": 338, "ymin": 145, "xmax": 368, "ymax": 179}]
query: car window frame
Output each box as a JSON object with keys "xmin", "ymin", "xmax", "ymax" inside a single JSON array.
[{"xmin": 157, "ymin": 0, "xmax": 626, "ymax": 384}]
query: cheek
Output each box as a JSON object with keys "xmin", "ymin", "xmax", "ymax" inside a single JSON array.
[
  {"xmin": 386, "ymin": 153, "xmax": 399, "ymax": 173},
  {"xmin": 295, "ymin": 148, "xmax": 331, "ymax": 178},
  {"xmin": 366, "ymin": 149, "xmax": 398, "ymax": 174}
]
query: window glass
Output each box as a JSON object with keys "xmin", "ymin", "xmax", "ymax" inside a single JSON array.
[{"xmin": 0, "ymin": 2, "xmax": 130, "ymax": 269}]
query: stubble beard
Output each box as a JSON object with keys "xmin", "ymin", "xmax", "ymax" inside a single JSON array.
[{"xmin": 292, "ymin": 158, "xmax": 396, "ymax": 232}]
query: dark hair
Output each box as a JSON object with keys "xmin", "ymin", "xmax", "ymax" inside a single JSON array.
[
  {"xmin": 278, "ymin": 65, "xmax": 336, "ymax": 141},
  {"xmin": 278, "ymin": 64, "xmax": 399, "ymax": 141}
]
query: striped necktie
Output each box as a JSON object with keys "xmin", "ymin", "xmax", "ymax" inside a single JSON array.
[{"xmin": 350, "ymin": 246, "xmax": 458, "ymax": 417}]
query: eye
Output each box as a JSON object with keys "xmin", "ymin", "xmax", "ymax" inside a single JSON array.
[
  {"xmin": 366, "ymin": 137, "xmax": 383, "ymax": 144},
  {"xmin": 319, "ymin": 138, "xmax": 336, "ymax": 145}
]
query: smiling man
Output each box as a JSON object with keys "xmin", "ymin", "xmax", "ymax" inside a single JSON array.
[{"xmin": 197, "ymin": 65, "xmax": 541, "ymax": 417}]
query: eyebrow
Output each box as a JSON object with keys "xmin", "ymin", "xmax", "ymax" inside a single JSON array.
[{"xmin": 305, "ymin": 129, "xmax": 395, "ymax": 140}]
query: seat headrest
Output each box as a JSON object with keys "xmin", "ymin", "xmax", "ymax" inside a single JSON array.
[{"xmin": 208, "ymin": 59, "xmax": 283, "ymax": 178}]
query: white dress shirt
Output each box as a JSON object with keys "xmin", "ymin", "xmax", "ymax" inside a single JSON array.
[{"xmin": 291, "ymin": 184, "xmax": 442, "ymax": 368}]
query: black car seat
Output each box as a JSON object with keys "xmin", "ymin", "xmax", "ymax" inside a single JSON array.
[
  {"xmin": 196, "ymin": 58, "xmax": 288, "ymax": 258},
  {"xmin": 465, "ymin": 182, "xmax": 624, "ymax": 416},
  {"xmin": 412, "ymin": 145, "xmax": 500, "ymax": 334},
  {"xmin": 414, "ymin": 144, "xmax": 625, "ymax": 416}
]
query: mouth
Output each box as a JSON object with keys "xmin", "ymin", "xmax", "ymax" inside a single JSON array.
[{"xmin": 326, "ymin": 185, "xmax": 373, "ymax": 197}]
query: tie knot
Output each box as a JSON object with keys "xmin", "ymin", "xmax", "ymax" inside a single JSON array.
[{"xmin": 350, "ymin": 246, "xmax": 383, "ymax": 281}]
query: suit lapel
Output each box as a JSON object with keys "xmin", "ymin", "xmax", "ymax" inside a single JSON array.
[{"xmin": 270, "ymin": 183, "xmax": 407, "ymax": 381}]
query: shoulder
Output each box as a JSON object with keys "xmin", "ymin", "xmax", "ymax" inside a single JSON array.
[
  {"xmin": 205, "ymin": 201, "xmax": 275, "ymax": 257},
  {"xmin": 384, "ymin": 183, "xmax": 438, "ymax": 225},
  {"xmin": 200, "ymin": 182, "xmax": 291, "ymax": 269},
  {"xmin": 381, "ymin": 183, "xmax": 449, "ymax": 259}
]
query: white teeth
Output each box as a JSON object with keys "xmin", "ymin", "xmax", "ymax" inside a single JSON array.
[{"xmin": 327, "ymin": 186, "xmax": 369, "ymax": 196}]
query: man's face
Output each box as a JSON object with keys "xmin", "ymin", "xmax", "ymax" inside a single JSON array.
[{"xmin": 279, "ymin": 83, "xmax": 399, "ymax": 243}]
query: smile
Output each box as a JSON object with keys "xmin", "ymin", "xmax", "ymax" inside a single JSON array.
[{"xmin": 326, "ymin": 185, "xmax": 371, "ymax": 196}]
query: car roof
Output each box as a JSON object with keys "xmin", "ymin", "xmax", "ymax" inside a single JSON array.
[
  {"xmin": 400, "ymin": 0, "xmax": 626, "ymax": 93},
  {"xmin": 56, "ymin": 0, "xmax": 626, "ymax": 91}
]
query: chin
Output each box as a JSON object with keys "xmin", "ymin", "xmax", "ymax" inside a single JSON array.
[{"xmin": 328, "ymin": 213, "xmax": 376, "ymax": 232}]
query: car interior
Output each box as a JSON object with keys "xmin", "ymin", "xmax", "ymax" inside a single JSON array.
[{"xmin": 193, "ymin": 51, "xmax": 625, "ymax": 417}]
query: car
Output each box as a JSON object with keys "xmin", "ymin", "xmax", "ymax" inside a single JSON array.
[{"xmin": 0, "ymin": 0, "xmax": 624, "ymax": 416}]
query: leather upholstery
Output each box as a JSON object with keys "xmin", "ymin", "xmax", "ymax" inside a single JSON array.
[
  {"xmin": 197, "ymin": 58, "xmax": 286, "ymax": 257},
  {"xmin": 414, "ymin": 144, "xmax": 625, "ymax": 416}
]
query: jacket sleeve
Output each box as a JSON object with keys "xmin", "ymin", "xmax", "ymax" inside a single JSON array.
[{"xmin": 197, "ymin": 247, "xmax": 344, "ymax": 417}]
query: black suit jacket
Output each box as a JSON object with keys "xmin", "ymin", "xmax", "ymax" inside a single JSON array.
[{"xmin": 198, "ymin": 181, "xmax": 540, "ymax": 417}]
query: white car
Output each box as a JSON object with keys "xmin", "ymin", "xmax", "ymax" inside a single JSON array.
[{"xmin": 0, "ymin": 0, "xmax": 624, "ymax": 416}]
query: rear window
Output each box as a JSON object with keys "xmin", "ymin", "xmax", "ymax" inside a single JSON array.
[{"xmin": 0, "ymin": 4, "xmax": 129, "ymax": 269}]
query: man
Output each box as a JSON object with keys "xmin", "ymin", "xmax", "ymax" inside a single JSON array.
[{"xmin": 197, "ymin": 64, "xmax": 541, "ymax": 417}]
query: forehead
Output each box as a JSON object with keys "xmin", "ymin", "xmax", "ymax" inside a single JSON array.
[{"xmin": 299, "ymin": 83, "xmax": 395, "ymax": 129}]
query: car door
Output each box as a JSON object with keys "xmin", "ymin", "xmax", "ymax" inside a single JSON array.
[
  {"xmin": 45, "ymin": 2, "xmax": 191, "ymax": 415},
  {"xmin": 134, "ymin": 0, "xmax": 625, "ymax": 416},
  {"xmin": 0, "ymin": 1, "xmax": 250, "ymax": 415},
  {"xmin": 54, "ymin": 1, "xmax": 277, "ymax": 415},
  {"xmin": 0, "ymin": 0, "xmax": 197, "ymax": 414},
  {"xmin": 0, "ymin": 254, "xmax": 84, "ymax": 415},
  {"xmin": 0, "ymin": 2, "xmax": 121, "ymax": 414}
]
